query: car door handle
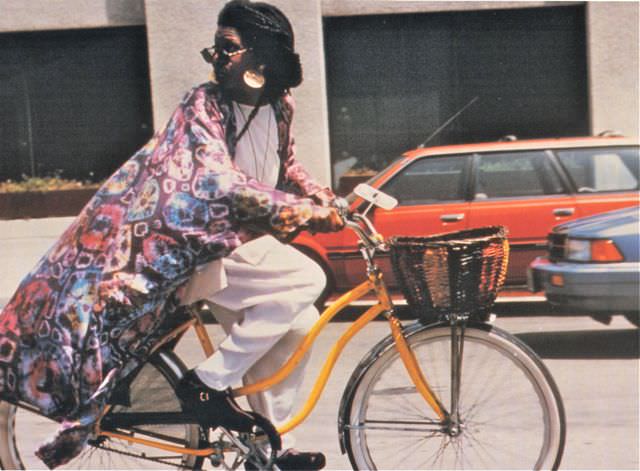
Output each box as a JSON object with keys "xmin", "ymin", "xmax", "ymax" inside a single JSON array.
[
  {"xmin": 440, "ymin": 213, "xmax": 465, "ymax": 222},
  {"xmin": 553, "ymin": 207, "xmax": 575, "ymax": 217}
]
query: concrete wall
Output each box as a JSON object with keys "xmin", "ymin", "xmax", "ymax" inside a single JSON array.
[
  {"xmin": 587, "ymin": 2, "xmax": 640, "ymax": 137},
  {"xmin": 320, "ymin": 1, "xmax": 569, "ymax": 16},
  {"xmin": 0, "ymin": 0, "xmax": 145, "ymax": 32}
]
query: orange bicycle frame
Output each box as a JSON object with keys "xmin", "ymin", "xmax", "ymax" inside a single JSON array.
[{"xmin": 95, "ymin": 269, "xmax": 447, "ymax": 455}]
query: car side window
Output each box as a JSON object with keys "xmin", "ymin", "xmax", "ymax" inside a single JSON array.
[
  {"xmin": 381, "ymin": 156, "xmax": 467, "ymax": 205},
  {"xmin": 474, "ymin": 151, "xmax": 564, "ymax": 199},
  {"xmin": 556, "ymin": 146, "xmax": 639, "ymax": 193}
]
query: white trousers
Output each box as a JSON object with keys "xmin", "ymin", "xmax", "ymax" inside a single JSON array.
[{"xmin": 188, "ymin": 236, "xmax": 325, "ymax": 443}]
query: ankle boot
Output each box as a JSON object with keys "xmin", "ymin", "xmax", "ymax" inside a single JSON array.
[{"xmin": 176, "ymin": 369, "xmax": 254, "ymax": 433}]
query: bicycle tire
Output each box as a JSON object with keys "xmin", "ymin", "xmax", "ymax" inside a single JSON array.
[
  {"xmin": 0, "ymin": 350, "xmax": 204, "ymax": 470},
  {"xmin": 339, "ymin": 321, "xmax": 566, "ymax": 470}
]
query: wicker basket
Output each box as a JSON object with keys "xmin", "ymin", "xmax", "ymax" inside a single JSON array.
[{"xmin": 390, "ymin": 226, "xmax": 509, "ymax": 322}]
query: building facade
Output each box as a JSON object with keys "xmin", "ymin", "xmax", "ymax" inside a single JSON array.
[{"xmin": 1, "ymin": 0, "xmax": 638, "ymax": 190}]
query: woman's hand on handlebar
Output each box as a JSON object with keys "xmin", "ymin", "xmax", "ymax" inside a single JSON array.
[
  {"xmin": 307, "ymin": 205, "xmax": 345, "ymax": 233},
  {"xmin": 311, "ymin": 188, "xmax": 338, "ymax": 207}
]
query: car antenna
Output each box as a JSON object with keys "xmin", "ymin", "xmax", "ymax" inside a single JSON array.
[{"xmin": 418, "ymin": 96, "xmax": 479, "ymax": 148}]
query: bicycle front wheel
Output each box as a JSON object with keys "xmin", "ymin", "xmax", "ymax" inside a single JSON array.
[
  {"xmin": 341, "ymin": 322, "xmax": 565, "ymax": 470},
  {"xmin": 0, "ymin": 351, "xmax": 203, "ymax": 470}
]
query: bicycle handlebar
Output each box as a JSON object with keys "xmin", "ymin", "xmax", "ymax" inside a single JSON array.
[{"xmin": 334, "ymin": 198, "xmax": 387, "ymax": 252}]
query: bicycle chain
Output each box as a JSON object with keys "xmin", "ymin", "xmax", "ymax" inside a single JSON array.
[
  {"xmin": 93, "ymin": 438, "xmax": 265, "ymax": 470},
  {"xmin": 90, "ymin": 431, "xmax": 257, "ymax": 470},
  {"xmin": 93, "ymin": 443, "xmax": 187, "ymax": 468},
  {"xmin": 90, "ymin": 418, "xmax": 276, "ymax": 469}
]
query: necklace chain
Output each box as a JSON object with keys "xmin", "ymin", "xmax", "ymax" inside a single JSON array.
[{"xmin": 234, "ymin": 102, "xmax": 272, "ymax": 183}]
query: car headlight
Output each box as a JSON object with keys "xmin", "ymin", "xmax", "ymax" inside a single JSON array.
[
  {"xmin": 565, "ymin": 239, "xmax": 591, "ymax": 261},
  {"xmin": 565, "ymin": 238, "xmax": 624, "ymax": 262}
]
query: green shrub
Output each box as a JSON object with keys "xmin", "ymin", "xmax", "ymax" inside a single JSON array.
[{"xmin": 0, "ymin": 173, "xmax": 101, "ymax": 193}]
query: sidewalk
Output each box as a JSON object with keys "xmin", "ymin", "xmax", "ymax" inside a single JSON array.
[{"xmin": 0, "ymin": 216, "xmax": 75, "ymax": 306}]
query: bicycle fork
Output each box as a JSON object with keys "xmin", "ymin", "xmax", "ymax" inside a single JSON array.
[
  {"xmin": 388, "ymin": 315, "xmax": 467, "ymax": 435},
  {"xmin": 387, "ymin": 316, "xmax": 448, "ymax": 422},
  {"xmin": 449, "ymin": 317, "xmax": 465, "ymax": 436}
]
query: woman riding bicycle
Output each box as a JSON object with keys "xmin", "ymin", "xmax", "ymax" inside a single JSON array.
[{"xmin": 0, "ymin": 1, "xmax": 342, "ymax": 468}]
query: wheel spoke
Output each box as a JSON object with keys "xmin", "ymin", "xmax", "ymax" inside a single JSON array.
[
  {"xmin": 348, "ymin": 418, "xmax": 444, "ymax": 433},
  {"xmin": 0, "ymin": 356, "xmax": 203, "ymax": 469},
  {"xmin": 343, "ymin": 324, "xmax": 565, "ymax": 470}
]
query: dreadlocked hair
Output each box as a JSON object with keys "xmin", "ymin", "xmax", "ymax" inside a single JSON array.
[{"xmin": 218, "ymin": 0, "xmax": 303, "ymax": 101}]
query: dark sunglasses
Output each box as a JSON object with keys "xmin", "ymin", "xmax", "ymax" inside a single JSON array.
[{"xmin": 200, "ymin": 45, "xmax": 251, "ymax": 64}]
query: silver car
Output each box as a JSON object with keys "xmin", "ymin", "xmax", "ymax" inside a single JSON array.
[{"xmin": 528, "ymin": 206, "xmax": 640, "ymax": 326}]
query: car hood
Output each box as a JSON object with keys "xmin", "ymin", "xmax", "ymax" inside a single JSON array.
[{"xmin": 553, "ymin": 206, "xmax": 639, "ymax": 238}]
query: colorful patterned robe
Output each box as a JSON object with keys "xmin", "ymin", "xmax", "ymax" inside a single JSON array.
[{"xmin": 0, "ymin": 82, "xmax": 330, "ymax": 467}]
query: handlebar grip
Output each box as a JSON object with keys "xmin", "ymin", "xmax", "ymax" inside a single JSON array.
[{"xmin": 332, "ymin": 197, "xmax": 351, "ymax": 218}]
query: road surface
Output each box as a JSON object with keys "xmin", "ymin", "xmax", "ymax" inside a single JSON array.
[{"xmin": 173, "ymin": 309, "xmax": 639, "ymax": 470}]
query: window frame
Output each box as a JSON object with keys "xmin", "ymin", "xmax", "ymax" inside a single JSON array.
[
  {"xmin": 470, "ymin": 150, "xmax": 571, "ymax": 201},
  {"xmin": 379, "ymin": 154, "xmax": 474, "ymax": 206},
  {"xmin": 550, "ymin": 145, "xmax": 640, "ymax": 194}
]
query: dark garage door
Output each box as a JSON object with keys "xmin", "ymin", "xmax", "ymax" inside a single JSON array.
[
  {"xmin": 0, "ymin": 26, "xmax": 152, "ymax": 182},
  {"xmin": 324, "ymin": 5, "xmax": 589, "ymax": 181}
]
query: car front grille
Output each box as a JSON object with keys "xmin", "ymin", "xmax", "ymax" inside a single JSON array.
[{"xmin": 548, "ymin": 232, "xmax": 567, "ymax": 261}]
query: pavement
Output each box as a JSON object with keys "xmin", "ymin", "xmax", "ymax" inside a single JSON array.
[
  {"xmin": 0, "ymin": 216, "xmax": 76, "ymax": 306},
  {"xmin": 174, "ymin": 315, "xmax": 639, "ymax": 470}
]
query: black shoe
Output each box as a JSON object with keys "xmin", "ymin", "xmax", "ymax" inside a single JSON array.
[
  {"xmin": 244, "ymin": 449, "xmax": 326, "ymax": 471},
  {"xmin": 277, "ymin": 449, "xmax": 326, "ymax": 470},
  {"xmin": 176, "ymin": 369, "xmax": 255, "ymax": 433}
]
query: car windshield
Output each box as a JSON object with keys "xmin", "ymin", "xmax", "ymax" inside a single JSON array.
[{"xmin": 345, "ymin": 156, "xmax": 407, "ymax": 204}]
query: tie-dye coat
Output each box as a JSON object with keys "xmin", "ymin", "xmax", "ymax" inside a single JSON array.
[{"xmin": 0, "ymin": 82, "xmax": 330, "ymax": 467}]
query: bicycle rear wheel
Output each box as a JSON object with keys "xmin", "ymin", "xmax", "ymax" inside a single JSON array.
[
  {"xmin": 0, "ymin": 351, "xmax": 203, "ymax": 469},
  {"xmin": 341, "ymin": 322, "xmax": 565, "ymax": 470}
]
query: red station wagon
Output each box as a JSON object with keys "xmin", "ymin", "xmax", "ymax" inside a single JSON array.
[{"xmin": 294, "ymin": 136, "xmax": 640, "ymax": 301}]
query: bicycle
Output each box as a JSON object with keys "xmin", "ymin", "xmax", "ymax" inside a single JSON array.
[{"xmin": 0, "ymin": 184, "xmax": 566, "ymax": 470}]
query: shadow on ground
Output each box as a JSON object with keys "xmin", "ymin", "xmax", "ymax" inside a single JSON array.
[
  {"xmin": 195, "ymin": 301, "xmax": 639, "ymax": 360},
  {"xmin": 515, "ymin": 329, "xmax": 639, "ymax": 360},
  {"xmin": 332, "ymin": 303, "xmax": 639, "ymax": 360}
]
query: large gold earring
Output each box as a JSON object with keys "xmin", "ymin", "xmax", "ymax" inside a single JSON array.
[{"xmin": 243, "ymin": 69, "xmax": 265, "ymax": 89}]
